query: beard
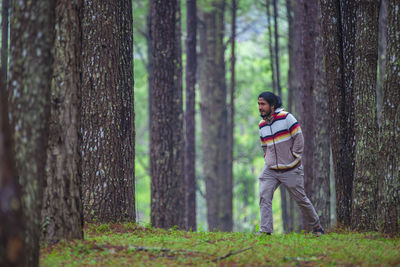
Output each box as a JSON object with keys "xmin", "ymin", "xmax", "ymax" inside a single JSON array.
[{"xmin": 260, "ymin": 109, "xmax": 271, "ymax": 119}]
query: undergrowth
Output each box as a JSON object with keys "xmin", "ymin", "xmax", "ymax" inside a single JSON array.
[{"xmin": 40, "ymin": 223, "xmax": 400, "ymax": 266}]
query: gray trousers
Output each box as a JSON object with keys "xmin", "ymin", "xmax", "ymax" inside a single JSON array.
[{"xmin": 258, "ymin": 164, "xmax": 320, "ymax": 233}]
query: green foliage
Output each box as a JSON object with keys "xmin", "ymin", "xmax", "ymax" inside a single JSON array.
[{"xmin": 40, "ymin": 223, "xmax": 400, "ymax": 266}]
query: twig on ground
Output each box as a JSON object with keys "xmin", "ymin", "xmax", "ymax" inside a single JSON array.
[{"xmin": 211, "ymin": 247, "xmax": 253, "ymax": 262}]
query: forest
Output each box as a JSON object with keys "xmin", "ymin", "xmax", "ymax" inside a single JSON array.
[{"xmin": 0, "ymin": 0, "xmax": 399, "ymax": 266}]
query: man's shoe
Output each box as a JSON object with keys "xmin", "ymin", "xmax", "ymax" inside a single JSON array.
[
  {"xmin": 312, "ymin": 227, "xmax": 325, "ymax": 237},
  {"xmin": 255, "ymin": 232, "xmax": 271, "ymax": 236}
]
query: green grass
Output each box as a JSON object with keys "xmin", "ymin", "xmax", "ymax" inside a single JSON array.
[{"xmin": 40, "ymin": 223, "xmax": 400, "ymax": 266}]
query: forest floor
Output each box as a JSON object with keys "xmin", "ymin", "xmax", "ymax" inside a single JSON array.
[{"xmin": 40, "ymin": 223, "xmax": 400, "ymax": 266}]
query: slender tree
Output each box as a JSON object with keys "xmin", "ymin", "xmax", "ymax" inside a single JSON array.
[
  {"xmin": 199, "ymin": 0, "xmax": 232, "ymax": 231},
  {"xmin": 272, "ymin": 0, "xmax": 282, "ymax": 97},
  {"xmin": 285, "ymin": 0, "xmax": 299, "ymax": 232},
  {"xmin": 293, "ymin": 0, "xmax": 317, "ymax": 201},
  {"xmin": 8, "ymin": 1, "xmax": 55, "ymax": 265},
  {"xmin": 266, "ymin": 0, "xmax": 276, "ymax": 93},
  {"xmin": 184, "ymin": 0, "xmax": 197, "ymax": 231},
  {"xmin": 150, "ymin": 0, "xmax": 185, "ymax": 229},
  {"xmin": 41, "ymin": 0, "xmax": 84, "ymax": 243},
  {"xmin": 227, "ymin": 0, "xmax": 236, "ymax": 233},
  {"xmin": 0, "ymin": 78, "xmax": 24, "ymax": 266},
  {"xmin": 379, "ymin": 0, "xmax": 400, "ymax": 234},
  {"xmin": 377, "ymin": 0, "xmax": 387, "ymax": 121},
  {"xmin": 312, "ymin": 0, "xmax": 331, "ymax": 230},
  {"xmin": 1, "ymin": 0, "xmax": 9, "ymax": 83},
  {"xmin": 81, "ymin": 0, "xmax": 135, "ymax": 222}
]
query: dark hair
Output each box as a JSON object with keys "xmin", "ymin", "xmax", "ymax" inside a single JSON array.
[{"xmin": 258, "ymin": 92, "xmax": 282, "ymax": 109}]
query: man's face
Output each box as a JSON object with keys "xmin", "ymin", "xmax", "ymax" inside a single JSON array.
[{"xmin": 258, "ymin": 97, "xmax": 272, "ymax": 118}]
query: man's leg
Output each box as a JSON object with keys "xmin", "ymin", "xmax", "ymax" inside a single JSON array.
[
  {"xmin": 259, "ymin": 166, "xmax": 280, "ymax": 233},
  {"xmin": 278, "ymin": 165, "xmax": 321, "ymax": 230}
]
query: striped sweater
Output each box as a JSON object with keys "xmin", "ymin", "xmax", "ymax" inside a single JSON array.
[{"xmin": 258, "ymin": 108, "xmax": 304, "ymax": 170}]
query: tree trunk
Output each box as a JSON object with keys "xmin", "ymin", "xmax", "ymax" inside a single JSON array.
[
  {"xmin": 376, "ymin": 0, "xmax": 387, "ymax": 122},
  {"xmin": 379, "ymin": 0, "xmax": 400, "ymax": 234},
  {"xmin": 351, "ymin": 0, "xmax": 380, "ymax": 231},
  {"xmin": 294, "ymin": 0, "xmax": 317, "ymax": 201},
  {"xmin": 147, "ymin": 9, "xmax": 154, "ymax": 133},
  {"xmin": 286, "ymin": 0, "xmax": 299, "ymax": 232},
  {"xmin": 271, "ymin": 0, "xmax": 289, "ymax": 233},
  {"xmin": 227, "ymin": 0, "xmax": 236, "ymax": 232},
  {"xmin": 81, "ymin": 0, "xmax": 135, "ymax": 222},
  {"xmin": 199, "ymin": 0, "xmax": 232, "ymax": 231},
  {"xmin": 312, "ymin": 0, "xmax": 331, "ymax": 230},
  {"xmin": 41, "ymin": 0, "xmax": 84, "ymax": 244},
  {"xmin": 286, "ymin": 0, "xmax": 295, "ymax": 114},
  {"xmin": 0, "ymin": 76, "xmax": 24, "ymax": 266},
  {"xmin": 320, "ymin": 0, "xmax": 356, "ymax": 227},
  {"xmin": 8, "ymin": 1, "xmax": 55, "ymax": 265},
  {"xmin": 1, "ymin": 0, "xmax": 9, "ymax": 83},
  {"xmin": 266, "ymin": 0, "xmax": 276, "ymax": 93},
  {"xmin": 184, "ymin": 0, "xmax": 197, "ymax": 231},
  {"xmin": 150, "ymin": 0, "xmax": 185, "ymax": 229},
  {"xmin": 273, "ymin": 0, "xmax": 282, "ymax": 97}
]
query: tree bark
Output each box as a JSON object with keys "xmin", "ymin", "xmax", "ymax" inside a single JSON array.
[
  {"xmin": 312, "ymin": 0, "xmax": 331, "ymax": 230},
  {"xmin": 8, "ymin": 1, "xmax": 55, "ymax": 265},
  {"xmin": 266, "ymin": 0, "xmax": 276, "ymax": 93},
  {"xmin": 227, "ymin": 0, "xmax": 236, "ymax": 232},
  {"xmin": 0, "ymin": 76, "xmax": 24, "ymax": 266},
  {"xmin": 150, "ymin": 0, "xmax": 185, "ymax": 229},
  {"xmin": 379, "ymin": 0, "xmax": 400, "ymax": 234},
  {"xmin": 146, "ymin": 8, "xmax": 154, "ymax": 133},
  {"xmin": 286, "ymin": 0, "xmax": 299, "ymax": 232},
  {"xmin": 351, "ymin": 0, "xmax": 380, "ymax": 231},
  {"xmin": 81, "ymin": 0, "xmax": 135, "ymax": 222},
  {"xmin": 273, "ymin": 0, "xmax": 282, "ymax": 97},
  {"xmin": 199, "ymin": 0, "xmax": 232, "ymax": 231},
  {"xmin": 320, "ymin": 0, "xmax": 356, "ymax": 227},
  {"xmin": 294, "ymin": 0, "xmax": 317, "ymax": 201},
  {"xmin": 184, "ymin": 0, "xmax": 197, "ymax": 231},
  {"xmin": 41, "ymin": 0, "xmax": 84, "ymax": 244},
  {"xmin": 286, "ymin": 0, "xmax": 295, "ymax": 114},
  {"xmin": 376, "ymin": 0, "xmax": 387, "ymax": 122},
  {"xmin": 1, "ymin": 0, "xmax": 9, "ymax": 83}
]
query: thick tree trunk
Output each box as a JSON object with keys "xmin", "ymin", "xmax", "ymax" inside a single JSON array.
[
  {"xmin": 41, "ymin": 0, "xmax": 84, "ymax": 244},
  {"xmin": 81, "ymin": 0, "xmax": 135, "ymax": 222},
  {"xmin": 199, "ymin": 0, "xmax": 232, "ymax": 231},
  {"xmin": 379, "ymin": 0, "xmax": 400, "ymax": 234},
  {"xmin": 320, "ymin": 0, "xmax": 356, "ymax": 227},
  {"xmin": 266, "ymin": 0, "xmax": 276, "ymax": 93},
  {"xmin": 0, "ymin": 78, "xmax": 24, "ymax": 266},
  {"xmin": 150, "ymin": 0, "xmax": 185, "ymax": 229},
  {"xmin": 1, "ymin": 0, "xmax": 9, "ymax": 83},
  {"xmin": 312, "ymin": 0, "xmax": 331, "ymax": 230},
  {"xmin": 184, "ymin": 0, "xmax": 197, "ymax": 231},
  {"xmin": 351, "ymin": 0, "xmax": 380, "ymax": 231},
  {"xmin": 8, "ymin": 1, "xmax": 55, "ymax": 265}
]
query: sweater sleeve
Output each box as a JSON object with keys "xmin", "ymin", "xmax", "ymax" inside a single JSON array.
[{"xmin": 286, "ymin": 113, "xmax": 304, "ymax": 157}]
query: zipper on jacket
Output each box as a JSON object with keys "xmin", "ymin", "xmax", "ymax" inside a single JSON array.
[{"xmin": 269, "ymin": 124, "xmax": 279, "ymax": 170}]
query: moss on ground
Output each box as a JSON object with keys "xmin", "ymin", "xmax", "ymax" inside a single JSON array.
[{"xmin": 40, "ymin": 223, "xmax": 400, "ymax": 266}]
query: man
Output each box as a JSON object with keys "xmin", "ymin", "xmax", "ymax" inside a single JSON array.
[{"xmin": 257, "ymin": 91, "xmax": 324, "ymax": 236}]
